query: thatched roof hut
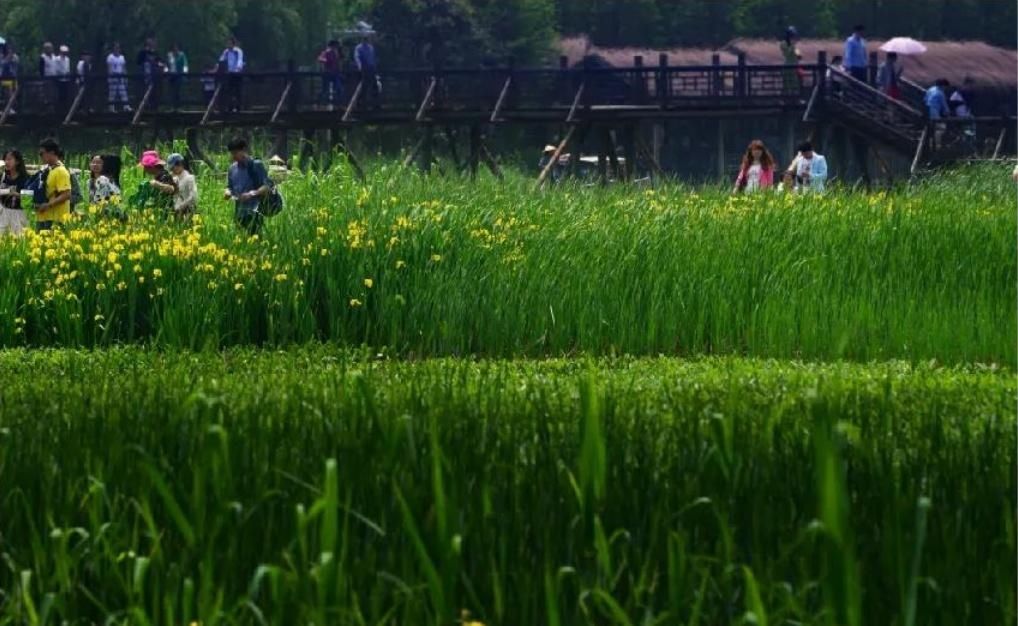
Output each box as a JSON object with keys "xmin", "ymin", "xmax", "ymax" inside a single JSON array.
[
  {"xmin": 559, "ymin": 36, "xmax": 736, "ymax": 69},
  {"xmin": 556, "ymin": 36, "xmax": 1016, "ymax": 114},
  {"xmin": 726, "ymin": 38, "xmax": 1016, "ymax": 113}
]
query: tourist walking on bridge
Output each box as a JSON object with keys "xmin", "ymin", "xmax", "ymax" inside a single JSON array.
[
  {"xmin": 924, "ymin": 78, "xmax": 950, "ymax": 146},
  {"xmin": 219, "ymin": 37, "xmax": 245, "ymax": 113},
  {"xmin": 38, "ymin": 42, "xmax": 57, "ymax": 77},
  {"xmin": 0, "ymin": 44, "xmax": 20, "ymax": 114},
  {"xmin": 55, "ymin": 44, "xmax": 72, "ymax": 109},
  {"xmin": 166, "ymin": 43, "xmax": 189, "ymax": 110},
  {"xmin": 137, "ymin": 37, "xmax": 164, "ymax": 110},
  {"xmin": 355, "ymin": 33, "xmax": 379, "ymax": 107},
  {"xmin": 318, "ymin": 40, "xmax": 344, "ymax": 105},
  {"xmin": 843, "ymin": 25, "xmax": 868, "ymax": 83},
  {"xmin": 877, "ymin": 52, "xmax": 902, "ymax": 100},
  {"xmin": 779, "ymin": 27, "xmax": 803, "ymax": 95},
  {"xmin": 106, "ymin": 43, "xmax": 130, "ymax": 112}
]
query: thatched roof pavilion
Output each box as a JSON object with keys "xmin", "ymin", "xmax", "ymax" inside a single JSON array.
[{"xmin": 558, "ymin": 36, "xmax": 1017, "ymax": 114}]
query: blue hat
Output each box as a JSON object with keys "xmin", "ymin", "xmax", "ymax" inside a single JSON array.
[
  {"xmin": 786, "ymin": 26, "xmax": 799, "ymax": 38},
  {"xmin": 166, "ymin": 153, "xmax": 185, "ymax": 167}
]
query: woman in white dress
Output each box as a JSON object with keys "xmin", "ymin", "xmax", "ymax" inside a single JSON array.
[{"xmin": 0, "ymin": 150, "xmax": 30, "ymax": 235}]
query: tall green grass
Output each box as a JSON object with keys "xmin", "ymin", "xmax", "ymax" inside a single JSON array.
[
  {"xmin": 0, "ymin": 163, "xmax": 1011, "ymax": 364},
  {"xmin": 0, "ymin": 348, "xmax": 1012, "ymax": 625}
]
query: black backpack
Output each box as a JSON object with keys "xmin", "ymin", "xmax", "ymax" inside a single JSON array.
[
  {"xmin": 251, "ymin": 159, "xmax": 283, "ymax": 217},
  {"xmin": 69, "ymin": 170, "xmax": 83, "ymax": 207}
]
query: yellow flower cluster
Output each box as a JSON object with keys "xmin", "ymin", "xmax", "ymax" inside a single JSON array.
[{"xmin": 5, "ymin": 214, "xmax": 299, "ymax": 324}]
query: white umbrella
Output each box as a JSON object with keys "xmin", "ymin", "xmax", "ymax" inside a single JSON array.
[
  {"xmin": 340, "ymin": 21, "xmax": 376, "ymax": 38},
  {"xmin": 880, "ymin": 37, "xmax": 927, "ymax": 55}
]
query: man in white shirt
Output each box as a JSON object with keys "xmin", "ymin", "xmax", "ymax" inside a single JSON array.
[
  {"xmin": 54, "ymin": 45, "xmax": 71, "ymax": 76},
  {"xmin": 39, "ymin": 42, "xmax": 57, "ymax": 76},
  {"xmin": 219, "ymin": 36, "xmax": 245, "ymax": 112},
  {"xmin": 792, "ymin": 141, "xmax": 828, "ymax": 193},
  {"xmin": 106, "ymin": 43, "xmax": 131, "ymax": 113},
  {"xmin": 55, "ymin": 44, "xmax": 72, "ymax": 108}
]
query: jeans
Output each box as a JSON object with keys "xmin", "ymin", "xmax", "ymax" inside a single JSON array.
[
  {"xmin": 108, "ymin": 77, "xmax": 129, "ymax": 108},
  {"xmin": 225, "ymin": 74, "xmax": 243, "ymax": 112},
  {"xmin": 57, "ymin": 80, "xmax": 71, "ymax": 111},
  {"xmin": 848, "ymin": 67, "xmax": 868, "ymax": 84},
  {"xmin": 320, "ymin": 74, "xmax": 343, "ymax": 103},
  {"xmin": 361, "ymin": 69, "xmax": 379, "ymax": 107},
  {"xmin": 169, "ymin": 75, "xmax": 182, "ymax": 109},
  {"xmin": 235, "ymin": 205, "xmax": 263, "ymax": 235}
]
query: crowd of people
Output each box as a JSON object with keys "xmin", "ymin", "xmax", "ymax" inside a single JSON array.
[
  {"xmin": 781, "ymin": 23, "xmax": 977, "ymax": 124},
  {"xmin": 315, "ymin": 35, "xmax": 379, "ymax": 105},
  {"xmin": 0, "ymin": 137, "xmax": 279, "ymax": 237},
  {"xmin": 0, "ymin": 32, "xmax": 379, "ymax": 113}
]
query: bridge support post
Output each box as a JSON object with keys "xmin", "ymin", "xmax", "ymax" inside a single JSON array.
[
  {"xmin": 299, "ymin": 128, "xmax": 315, "ymax": 171},
  {"xmin": 785, "ymin": 120, "xmax": 795, "ymax": 170},
  {"xmin": 717, "ymin": 120, "xmax": 726, "ymax": 180},
  {"xmin": 652, "ymin": 123, "xmax": 664, "ymax": 170},
  {"xmin": 622, "ymin": 124, "xmax": 637, "ymax": 181},
  {"xmin": 185, "ymin": 127, "xmax": 211, "ymax": 171},
  {"xmin": 852, "ymin": 134, "xmax": 871, "ymax": 189},
  {"xmin": 420, "ymin": 125, "xmax": 434, "ymax": 173},
  {"xmin": 443, "ymin": 126, "xmax": 462, "ymax": 171},
  {"xmin": 333, "ymin": 131, "xmax": 365, "ymax": 181},
  {"xmin": 606, "ymin": 129, "xmax": 622, "ymax": 182},
  {"xmin": 468, "ymin": 125, "xmax": 481, "ymax": 178}
]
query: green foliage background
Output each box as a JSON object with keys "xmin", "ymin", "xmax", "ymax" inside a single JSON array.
[{"xmin": 0, "ymin": 0, "xmax": 1011, "ymax": 69}]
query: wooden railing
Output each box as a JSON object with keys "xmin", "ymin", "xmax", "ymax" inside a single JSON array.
[{"xmin": 0, "ymin": 62, "xmax": 824, "ymax": 126}]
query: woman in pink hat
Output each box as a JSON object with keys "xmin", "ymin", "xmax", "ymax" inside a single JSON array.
[{"xmin": 128, "ymin": 150, "xmax": 176, "ymax": 215}]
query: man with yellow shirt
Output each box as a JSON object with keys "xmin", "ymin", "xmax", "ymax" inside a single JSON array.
[{"xmin": 35, "ymin": 138, "xmax": 71, "ymax": 231}]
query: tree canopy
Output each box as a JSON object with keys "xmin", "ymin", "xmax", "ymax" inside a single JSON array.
[{"xmin": 0, "ymin": 0, "xmax": 1010, "ymax": 71}]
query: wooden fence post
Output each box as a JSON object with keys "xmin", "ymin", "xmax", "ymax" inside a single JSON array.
[
  {"xmin": 287, "ymin": 59, "xmax": 299, "ymax": 114},
  {"xmin": 634, "ymin": 55, "xmax": 645, "ymax": 104},
  {"xmin": 737, "ymin": 53, "xmax": 747, "ymax": 98},
  {"xmin": 711, "ymin": 53, "xmax": 721, "ymax": 97},
  {"xmin": 817, "ymin": 51, "xmax": 828, "ymax": 98},
  {"xmin": 657, "ymin": 53, "xmax": 668, "ymax": 105}
]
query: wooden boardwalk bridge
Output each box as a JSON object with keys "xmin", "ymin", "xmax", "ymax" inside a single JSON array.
[{"xmin": 0, "ymin": 53, "xmax": 1012, "ymax": 181}]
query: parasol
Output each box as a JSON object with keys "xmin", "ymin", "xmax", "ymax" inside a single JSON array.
[{"xmin": 880, "ymin": 37, "xmax": 927, "ymax": 55}]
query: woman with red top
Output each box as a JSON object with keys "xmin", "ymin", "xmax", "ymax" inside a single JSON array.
[{"xmin": 733, "ymin": 140, "xmax": 775, "ymax": 193}]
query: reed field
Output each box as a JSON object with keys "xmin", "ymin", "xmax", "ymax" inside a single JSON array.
[
  {"xmin": 0, "ymin": 162, "xmax": 1013, "ymax": 625},
  {"xmin": 0, "ymin": 162, "xmax": 1011, "ymax": 364},
  {"xmin": 0, "ymin": 349, "xmax": 1013, "ymax": 625}
]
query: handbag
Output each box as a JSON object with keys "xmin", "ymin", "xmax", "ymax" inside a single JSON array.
[{"xmin": 251, "ymin": 159, "xmax": 283, "ymax": 217}]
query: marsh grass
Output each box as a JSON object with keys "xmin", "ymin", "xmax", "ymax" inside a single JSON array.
[
  {"xmin": 0, "ymin": 163, "xmax": 1010, "ymax": 364},
  {"xmin": 0, "ymin": 349, "xmax": 1012, "ymax": 625}
]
